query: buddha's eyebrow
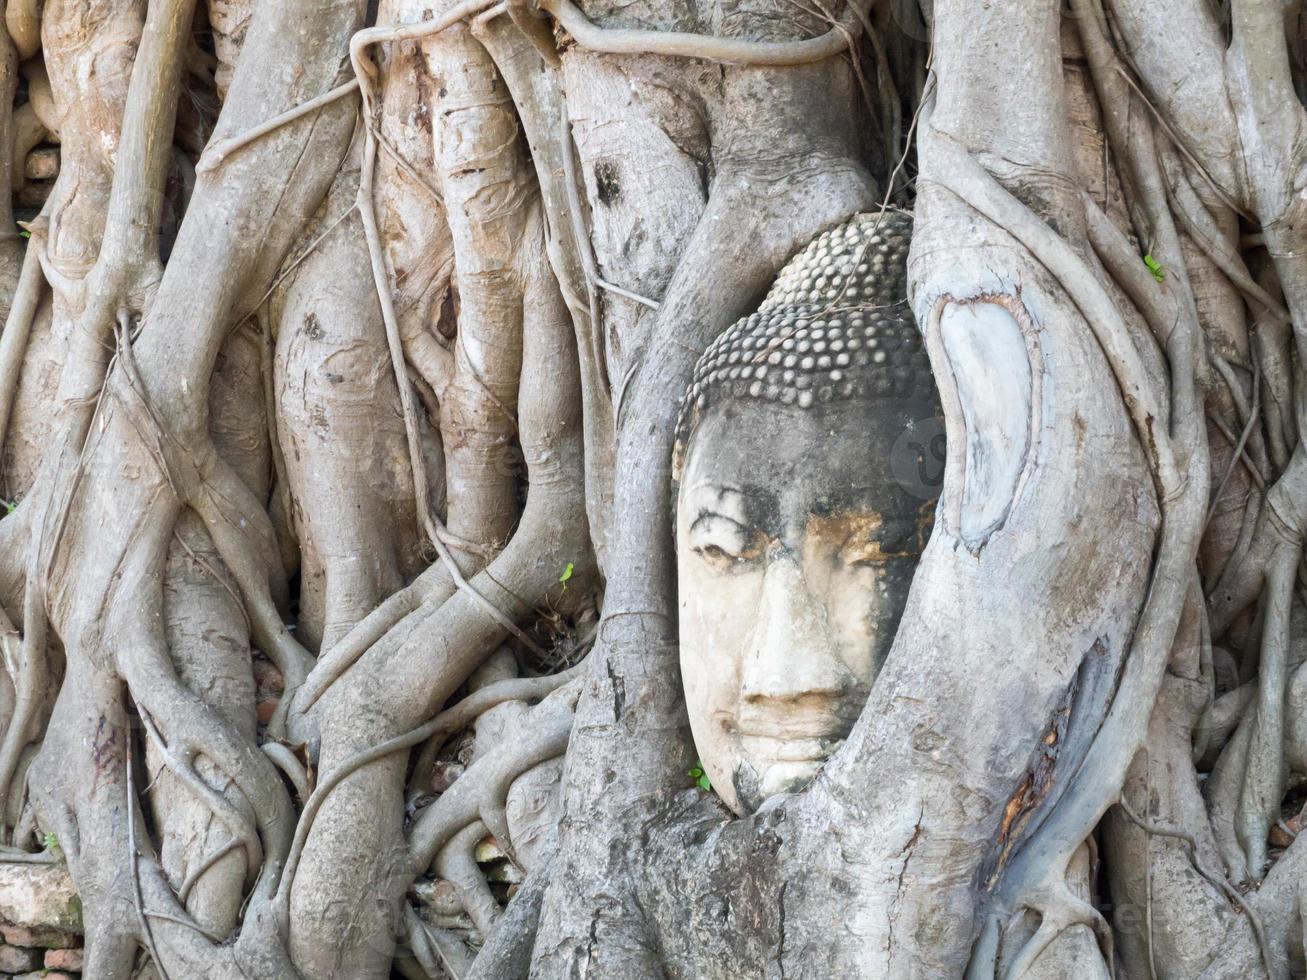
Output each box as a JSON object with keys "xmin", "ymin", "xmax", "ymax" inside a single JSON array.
[
  {"xmin": 689, "ymin": 511, "xmax": 747, "ymax": 533},
  {"xmin": 682, "ymin": 483, "xmax": 748, "ymax": 525}
]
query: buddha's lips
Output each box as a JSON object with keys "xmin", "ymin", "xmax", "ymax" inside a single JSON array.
[
  {"xmin": 739, "ymin": 734, "xmax": 841, "ymax": 765},
  {"xmin": 735, "ymin": 710, "xmax": 847, "ymax": 760},
  {"xmin": 733, "ymin": 703, "xmax": 858, "ymax": 742}
]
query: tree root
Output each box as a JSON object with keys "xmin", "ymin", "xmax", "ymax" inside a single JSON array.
[
  {"xmin": 277, "ymin": 668, "xmax": 582, "ymax": 912},
  {"xmin": 435, "ymin": 820, "xmax": 501, "ymax": 937},
  {"xmin": 126, "ymin": 742, "xmax": 172, "ymax": 980},
  {"xmin": 538, "ymin": 0, "xmax": 866, "ymax": 66},
  {"xmin": 1117, "ymin": 795, "xmax": 1276, "ymax": 977},
  {"xmin": 995, "ymin": 882, "xmax": 1109, "ymax": 980},
  {"xmin": 197, "ymin": 79, "xmax": 362, "ymax": 174},
  {"xmin": 352, "ymin": 11, "xmax": 550, "ymax": 661},
  {"xmin": 0, "ymin": 221, "xmax": 49, "ymax": 460},
  {"xmin": 464, "ymin": 859, "xmax": 547, "ymax": 980},
  {"xmin": 921, "ymin": 60, "xmax": 1210, "ymax": 977},
  {"xmin": 0, "ymin": 516, "xmax": 50, "ymax": 838},
  {"xmin": 139, "ymin": 706, "xmax": 262, "ymax": 890},
  {"xmin": 1235, "ymin": 530, "xmax": 1301, "ymax": 879},
  {"xmin": 407, "ymin": 684, "xmax": 578, "ymax": 875}
]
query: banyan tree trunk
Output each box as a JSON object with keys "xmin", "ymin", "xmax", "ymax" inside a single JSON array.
[{"xmin": 0, "ymin": 0, "xmax": 1296, "ymax": 978}]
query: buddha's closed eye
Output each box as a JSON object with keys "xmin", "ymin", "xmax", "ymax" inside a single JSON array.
[{"xmin": 689, "ymin": 512, "xmax": 765, "ymax": 570}]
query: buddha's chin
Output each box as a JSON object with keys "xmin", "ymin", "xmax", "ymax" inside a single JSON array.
[
  {"xmin": 737, "ymin": 756, "xmax": 828, "ymax": 807},
  {"xmin": 731, "ymin": 732, "xmax": 840, "ymax": 804},
  {"xmin": 759, "ymin": 759, "xmax": 822, "ymax": 798}
]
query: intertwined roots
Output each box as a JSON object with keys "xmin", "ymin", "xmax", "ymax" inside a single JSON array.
[{"xmin": 0, "ymin": 1, "xmax": 1301, "ymax": 978}]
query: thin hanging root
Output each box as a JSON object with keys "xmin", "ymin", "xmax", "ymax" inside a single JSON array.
[
  {"xmin": 1207, "ymin": 408, "xmax": 1268, "ymax": 493},
  {"xmin": 371, "ymin": 123, "xmax": 445, "ymax": 207},
  {"xmin": 538, "ymin": 0, "xmax": 867, "ymax": 65},
  {"xmin": 593, "ymin": 276, "xmax": 660, "ymax": 310},
  {"xmin": 178, "ymin": 837, "xmax": 244, "ymax": 905},
  {"xmin": 275, "ymin": 667, "xmax": 583, "ymax": 911},
  {"xmin": 1209, "ymin": 353, "xmax": 1271, "ymax": 484},
  {"xmin": 1206, "ymin": 360, "xmax": 1262, "ymax": 532},
  {"xmin": 1117, "ymin": 796, "xmax": 1275, "ymax": 976},
  {"xmin": 195, "ymin": 78, "xmax": 362, "ymax": 173},
  {"xmin": 436, "ymin": 820, "xmax": 502, "ymax": 937},
  {"xmin": 138, "ymin": 708, "xmax": 264, "ymax": 887},
  {"xmin": 1162, "ymin": 151, "xmax": 1289, "ymax": 323},
  {"xmin": 243, "ymin": 202, "xmax": 359, "ymax": 325},
  {"xmin": 127, "ymin": 743, "xmax": 173, "ymax": 980},
  {"xmin": 351, "ymin": 10, "xmax": 547, "ymax": 660}
]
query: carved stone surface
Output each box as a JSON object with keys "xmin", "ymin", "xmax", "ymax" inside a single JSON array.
[{"xmin": 673, "ymin": 210, "xmax": 943, "ymax": 815}]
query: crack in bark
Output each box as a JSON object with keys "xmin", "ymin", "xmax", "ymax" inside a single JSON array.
[
  {"xmin": 606, "ymin": 656, "xmax": 625, "ymax": 724},
  {"xmin": 886, "ymin": 807, "xmax": 924, "ymax": 957},
  {"xmin": 776, "ymin": 879, "xmax": 787, "ymax": 978}
]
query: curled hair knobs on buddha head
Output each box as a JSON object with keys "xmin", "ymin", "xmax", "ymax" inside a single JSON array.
[{"xmin": 672, "ymin": 209, "xmax": 935, "ymax": 479}]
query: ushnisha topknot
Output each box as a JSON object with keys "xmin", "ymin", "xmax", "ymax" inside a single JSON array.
[{"xmin": 672, "ymin": 209, "xmax": 933, "ymax": 476}]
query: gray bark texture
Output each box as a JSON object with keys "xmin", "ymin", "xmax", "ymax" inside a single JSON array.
[{"xmin": 0, "ymin": 0, "xmax": 1299, "ymax": 978}]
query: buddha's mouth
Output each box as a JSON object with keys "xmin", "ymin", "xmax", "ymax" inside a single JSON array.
[
  {"xmin": 734, "ymin": 701, "xmax": 857, "ymax": 743},
  {"xmin": 738, "ymin": 732, "xmax": 843, "ymax": 765}
]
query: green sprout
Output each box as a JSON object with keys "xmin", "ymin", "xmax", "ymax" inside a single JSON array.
[
  {"xmin": 687, "ymin": 762, "xmax": 711, "ymax": 792},
  {"xmin": 559, "ymin": 562, "xmax": 574, "ymax": 587},
  {"xmin": 1143, "ymin": 253, "xmax": 1165, "ymax": 283},
  {"xmin": 42, "ymin": 831, "xmax": 61, "ymax": 859}
]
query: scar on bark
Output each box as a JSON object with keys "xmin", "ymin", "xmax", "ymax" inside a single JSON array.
[
  {"xmin": 90, "ymin": 714, "xmax": 121, "ymax": 796},
  {"xmin": 924, "ymin": 291, "xmax": 1041, "ymax": 554},
  {"xmin": 987, "ymin": 673, "xmax": 1077, "ymax": 886}
]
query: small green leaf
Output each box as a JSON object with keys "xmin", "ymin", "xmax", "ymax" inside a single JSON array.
[
  {"xmin": 3, "ymin": 499, "xmax": 13, "ymax": 515},
  {"xmin": 17, "ymin": 229, "xmax": 29, "ymax": 239},
  {"xmin": 687, "ymin": 763, "xmax": 711, "ymax": 792},
  {"xmin": 559, "ymin": 562, "xmax": 574, "ymax": 584},
  {"xmin": 42, "ymin": 831, "xmax": 61, "ymax": 858},
  {"xmin": 1143, "ymin": 253, "xmax": 1165, "ymax": 283}
]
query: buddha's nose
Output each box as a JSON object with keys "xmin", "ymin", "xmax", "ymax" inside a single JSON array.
[{"xmin": 740, "ymin": 554, "xmax": 848, "ymax": 704}]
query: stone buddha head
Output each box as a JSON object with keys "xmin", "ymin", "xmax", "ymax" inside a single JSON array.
[{"xmin": 673, "ymin": 211, "xmax": 942, "ymax": 815}]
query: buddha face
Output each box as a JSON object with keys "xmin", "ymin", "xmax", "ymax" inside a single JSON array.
[{"xmin": 676, "ymin": 396, "xmax": 938, "ymax": 814}]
